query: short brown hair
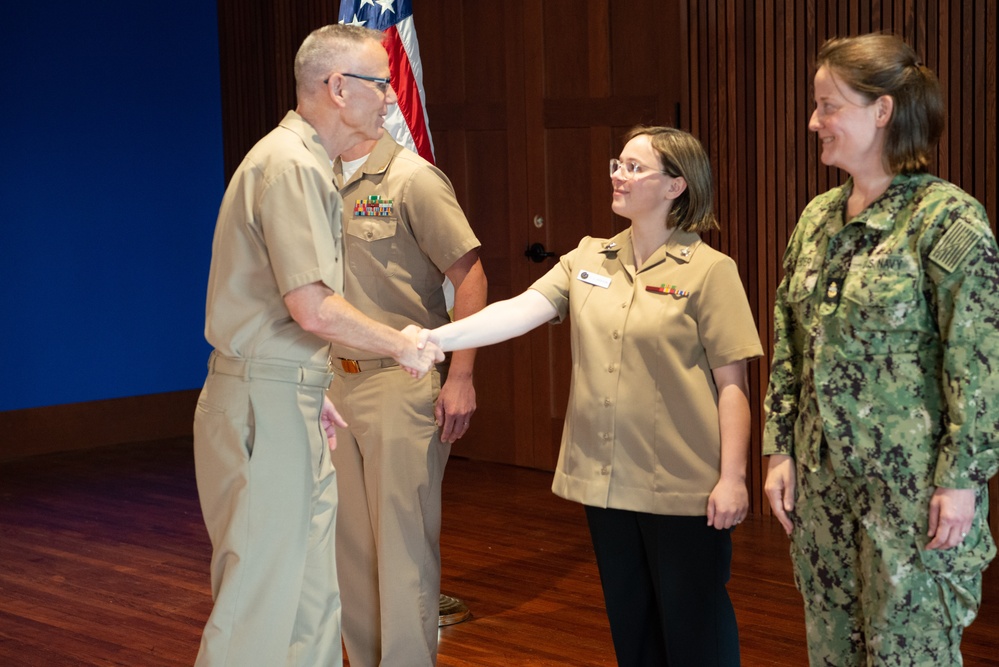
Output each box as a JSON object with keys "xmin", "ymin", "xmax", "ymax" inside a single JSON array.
[
  {"xmin": 624, "ymin": 126, "xmax": 718, "ymax": 232},
  {"xmin": 815, "ymin": 33, "xmax": 945, "ymax": 173}
]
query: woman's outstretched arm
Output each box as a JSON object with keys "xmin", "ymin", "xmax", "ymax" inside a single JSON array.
[{"xmin": 431, "ymin": 289, "xmax": 558, "ymax": 352}]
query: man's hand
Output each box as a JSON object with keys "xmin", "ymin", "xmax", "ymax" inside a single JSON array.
[
  {"xmin": 397, "ymin": 325, "xmax": 444, "ymax": 378},
  {"xmin": 764, "ymin": 454, "xmax": 796, "ymax": 535},
  {"xmin": 320, "ymin": 395, "xmax": 348, "ymax": 452},
  {"xmin": 435, "ymin": 373, "xmax": 476, "ymax": 444},
  {"xmin": 419, "ymin": 327, "xmax": 440, "ymax": 350}
]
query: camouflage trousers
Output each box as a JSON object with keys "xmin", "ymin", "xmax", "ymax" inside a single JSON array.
[{"xmin": 789, "ymin": 454, "xmax": 995, "ymax": 666}]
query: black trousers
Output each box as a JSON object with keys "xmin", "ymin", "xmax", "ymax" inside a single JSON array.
[{"xmin": 584, "ymin": 507, "xmax": 740, "ymax": 667}]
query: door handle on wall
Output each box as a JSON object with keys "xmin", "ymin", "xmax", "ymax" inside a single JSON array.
[{"xmin": 524, "ymin": 243, "xmax": 556, "ymax": 263}]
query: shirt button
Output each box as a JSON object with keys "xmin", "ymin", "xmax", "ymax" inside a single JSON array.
[
  {"xmin": 600, "ymin": 466, "xmax": 610, "ymax": 475},
  {"xmin": 603, "ymin": 397, "xmax": 612, "ymax": 406},
  {"xmin": 621, "ymin": 302, "xmax": 627, "ymax": 308},
  {"xmin": 366, "ymin": 231, "xmax": 373, "ymax": 238},
  {"xmin": 612, "ymin": 330, "xmax": 620, "ymax": 339},
  {"xmin": 607, "ymin": 364, "xmax": 616, "ymax": 373}
]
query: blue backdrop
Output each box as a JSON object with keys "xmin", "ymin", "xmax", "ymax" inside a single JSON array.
[{"xmin": 0, "ymin": 2, "xmax": 222, "ymax": 411}]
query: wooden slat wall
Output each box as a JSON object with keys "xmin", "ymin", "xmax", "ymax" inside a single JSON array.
[
  {"xmin": 682, "ymin": 0, "xmax": 998, "ymax": 525},
  {"xmin": 213, "ymin": 0, "xmax": 996, "ymax": 525},
  {"xmin": 216, "ymin": 1, "xmax": 340, "ymax": 177}
]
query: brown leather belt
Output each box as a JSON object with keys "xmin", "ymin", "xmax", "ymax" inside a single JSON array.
[{"xmin": 337, "ymin": 357, "xmax": 399, "ymax": 374}]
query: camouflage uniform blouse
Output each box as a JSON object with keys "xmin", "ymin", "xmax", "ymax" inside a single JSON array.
[{"xmin": 763, "ymin": 172, "xmax": 999, "ymax": 489}]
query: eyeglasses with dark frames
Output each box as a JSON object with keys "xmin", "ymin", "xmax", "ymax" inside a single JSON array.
[{"xmin": 323, "ymin": 72, "xmax": 392, "ymax": 93}]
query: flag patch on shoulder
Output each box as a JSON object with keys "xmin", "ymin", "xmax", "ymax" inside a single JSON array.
[{"xmin": 929, "ymin": 220, "xmax": 981, "ymax": 272}]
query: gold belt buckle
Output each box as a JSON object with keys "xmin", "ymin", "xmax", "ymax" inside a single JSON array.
[{"xmin": 340, "ymin": 358, "xmax": 361, "ymax": 374}]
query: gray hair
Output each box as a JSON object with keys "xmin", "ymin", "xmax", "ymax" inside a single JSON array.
[{"xmin": 294, "ymin": 24, "xmax": 383, "ymax": 96}]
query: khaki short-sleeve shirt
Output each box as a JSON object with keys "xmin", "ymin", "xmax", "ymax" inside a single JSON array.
[
  {"xmin": 531, "ymin": 230, "xmax": 763, "ymax": 515},
  {"xmin": 204, "ymin": 111, "xmax": 343, "ymax": 369},
  {"xmin": 331, "ymin": 133, "xmax": 480, "ymax": 360}
]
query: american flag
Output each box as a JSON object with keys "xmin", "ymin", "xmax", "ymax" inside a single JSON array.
[{"xmin": 339, "ymin": 0, "xmax": 435, "ymax": 163}]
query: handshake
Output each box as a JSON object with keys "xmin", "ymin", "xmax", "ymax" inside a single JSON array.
[
  {"xmin": 396, "ymin": 325, "xmax": 445, "ymax": 378},
  {"xmin": 322, "ymin": 325, "xmax": 447, "ymax": 452},
  {"xmin": 390, "ymin": 294, "xmax": 505, "ymax": 377}
]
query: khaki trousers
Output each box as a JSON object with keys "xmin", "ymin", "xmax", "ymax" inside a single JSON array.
[
  {"xmin": 330, "ymin": 365, "xmax": 449, "ymax": 667},
  {"xmin": 193, "ymin": 356, "xmax": 341, "ymax": 667}
]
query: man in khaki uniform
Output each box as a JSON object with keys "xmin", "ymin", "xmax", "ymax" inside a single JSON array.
[
  {"xmin": 329, "ymin": 131, "xmax": 486, "ymax": 666},
  {"xmin": 193, "ymin": 25, "xmax": 442, "ymax": 667}
]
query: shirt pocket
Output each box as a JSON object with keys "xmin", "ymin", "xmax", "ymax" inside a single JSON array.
[
  {"xmin": 841, "ymin": 269, "xmax": 930, "ymax": 333},
  {"xmin": 346, "ymin": 216, "xmax": 399, "ymax": 277},
  {"xmin": 786, "ymin": 266, "xmax": 819, "ymax": 305}
]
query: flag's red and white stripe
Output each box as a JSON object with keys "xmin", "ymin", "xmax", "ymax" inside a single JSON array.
[{"xmin": 340, "ymin": 1, "xmax": 435, "ymax": 163}]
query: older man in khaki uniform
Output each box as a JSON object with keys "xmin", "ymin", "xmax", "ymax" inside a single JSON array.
[{"xmin": 193, "ymin": 25, "xmax": 441, "ymax": 667}]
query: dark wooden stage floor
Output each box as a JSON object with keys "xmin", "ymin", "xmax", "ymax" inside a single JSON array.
[{"xmin": 1, "ymin": 437, "xmax": 996, "ymax": 666}]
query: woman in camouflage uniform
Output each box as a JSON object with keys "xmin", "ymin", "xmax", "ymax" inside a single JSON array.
[{"xmin": 763, "ymin": 33, "xmax": 999, "ymax": 666}]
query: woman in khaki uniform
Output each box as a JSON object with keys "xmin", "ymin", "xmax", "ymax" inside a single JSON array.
[{"xmin": 431, "ymin": 126, "xmax": 762, "ymax": 666}]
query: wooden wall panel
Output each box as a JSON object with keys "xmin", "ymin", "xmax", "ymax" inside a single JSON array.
[
  {"xmin": 0, "ymin": 391, "xmax": 199, "ymax": 463},
  {"xmin": 682, "ymin": 0, "xmax": 998, "ymax": 523},
  {"xmin": 422, "ymin": 0, "xmax": 684, "ymax": 469},
  {"xmin": 216, "ymin": 1, "xmax": 340, "ymax": 178},
  {"xmin": 419, "ymin": 1, "xmax": 538, "ymax": 468},
  {"xmin": 212, "ymin": 0, "xmax": 995, "ymax": 522}
]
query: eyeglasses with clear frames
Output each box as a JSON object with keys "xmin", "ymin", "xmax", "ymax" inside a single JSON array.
[
  {"xmin": 609, "ymin": 158, "xmax": 670, "ymax": 180},
  {"xmin": 323, "ymin": 72, "xmax": 392, "ymax": 93}
]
